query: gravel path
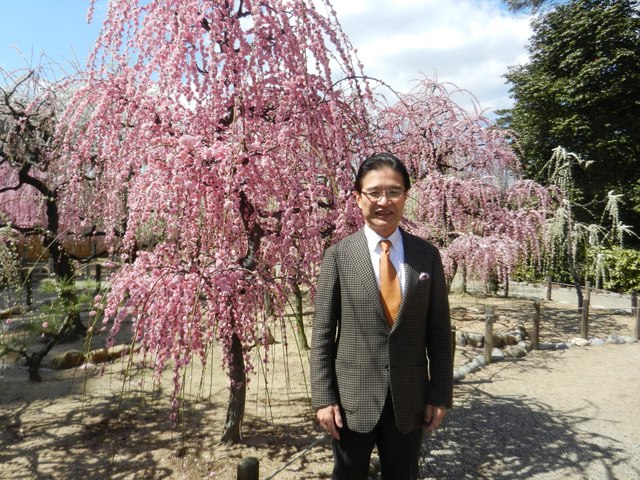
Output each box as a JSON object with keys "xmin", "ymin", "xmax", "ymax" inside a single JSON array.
[{"xmin": 419, "ymin": 343, "xmax": 640, "ymax": 479}]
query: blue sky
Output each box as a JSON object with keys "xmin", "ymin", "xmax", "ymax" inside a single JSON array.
[
  {"xmin": 0, "ymin": 0, "xmax": 533, "ymax": 116},
  {"xmin": 0, "ymin": 0, "xmax": 105, "ymax": 74}
]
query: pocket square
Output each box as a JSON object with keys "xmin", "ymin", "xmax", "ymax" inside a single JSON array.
[{"xmin": 419, "ymin": 272, "xmax": 430, "ymax": 281}]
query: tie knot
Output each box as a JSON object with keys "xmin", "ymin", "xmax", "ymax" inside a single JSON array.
[{"xmin": 380, "ymin": 240, "xmax": 392, "ymax": 253}]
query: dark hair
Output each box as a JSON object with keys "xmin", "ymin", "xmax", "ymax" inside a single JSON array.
[{"xmin": 354, "ymin": 153, "xmax": 411, "ymax": 192}]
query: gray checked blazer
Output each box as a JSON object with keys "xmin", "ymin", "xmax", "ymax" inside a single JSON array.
[{"xmin": 310, "ymin": 228, "xmax": 453, "ymax": 434}]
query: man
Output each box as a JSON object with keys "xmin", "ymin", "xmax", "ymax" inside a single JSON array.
[{"xmin": 310, "ymin": 153, "xmax": 453, "ymax": 479}]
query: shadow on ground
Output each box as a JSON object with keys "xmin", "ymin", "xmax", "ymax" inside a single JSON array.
[
  {"xmin": 420, "ymin": 387, "xmax": 638, "ymax": 479},
  {"xmin": 0, "ymin": 388, "xmax": 220, "ymax": 479}
]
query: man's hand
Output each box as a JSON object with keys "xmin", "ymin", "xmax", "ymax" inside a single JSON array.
[
  {"xmin": 423, "ymin": 404, "xmax": 446, "ymax": 432},
  {"xmin": 317, "ymin": 404, "xmax": 343, "ymax": 440}
]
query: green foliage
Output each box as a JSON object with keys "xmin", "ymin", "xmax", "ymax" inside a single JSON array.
[
  {"xmin": 587, "ymin": 246, "xmax": 640, "ymax": 293},
  {"xmin": 38, "ymin": 278, "xmax": 95, "ymax": 320},
  {"xmin": 501, "ymin": 0, "xmax": 640, "ymax": 234},
  {"xmin": 136, "ymin": 216, "xmax": 167, "ymax": 251},
  {"xmin": 0, "ymin": 227, "xmax": 21, "ymax": 291},
  {"xmin": 0, "ymin": 276, "xmax": 96, "ymax": 362}
]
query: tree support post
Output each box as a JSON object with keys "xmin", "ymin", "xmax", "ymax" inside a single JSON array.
[
  {"xmin": 635, "ymin": 300, "xmax": 640, "ymax": 340},
  {"xmin": 237, "ymin": 457, "xmax": 259, "ymax": 480},
  {"xmin": 581, "ymin": 281, "xmax": 590, "ymax": 339},
  {"xmin": 451, "ymin": 324, "xmax": 456, "ymax": 368},
  {"xmin": 484, "ymin": 308, "xmax": 495, "ymax": 365},
  {"xmin": 545, "ymin": 276, "xmax": 552, "ymax": 301},
  {"xmin": 532, "ymin": 299, "xmax": 541, "ymax": 350}
]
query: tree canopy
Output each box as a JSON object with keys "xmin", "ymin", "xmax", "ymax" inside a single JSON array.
[
  {"xmin": 371, "ymin": 79, "xmax": 555, "ymax": 284},
  {"xmin": 1, "ymin": 0, "xmax": 559, "ymax": 442},
  {"xmin": 504, "ymin": 0, "xmax": 557, "ymax": 12},
  {"xmin": 503, "ymin": 0, "xmax": 563, "ymax": 13},
  {"xmin": 500, "ymin": 0, "xmax": 640, "ymax": 235},
  {"xmin": 60, "ymin": 0, "xmax": 373, "ymax": 442}
]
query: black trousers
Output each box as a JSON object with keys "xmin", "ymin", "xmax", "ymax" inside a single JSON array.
[{"xmin": 331, "ymin": 391, "xmax": 424, "ymax": 480}]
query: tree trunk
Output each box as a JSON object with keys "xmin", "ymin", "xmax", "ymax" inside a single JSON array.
[
  {"xmin": 461, "ymin": 265, "xmax": 468, "ymax": 294},
  {"xmin": 221, "ymin": 189, "xmax": 263, "ymax": 443},
  {"xmin": 292, "ymin": 282, "xmax": 309, "ymax": 350},
  {"xmin": 18, "ymin": 194, "xmax": 87, "ymax": 381},
  {"xmin": 24, "ymin": 313, "xmax": 75, "ymax": 381},
  {"xmin": 221, "ymin": 333, "xmax": 247, "ymax": 443}
]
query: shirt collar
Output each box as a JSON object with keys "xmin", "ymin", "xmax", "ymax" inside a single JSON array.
[{"xmin": 363, "ymin": 224, "xmax": 402, "ymax": 252}]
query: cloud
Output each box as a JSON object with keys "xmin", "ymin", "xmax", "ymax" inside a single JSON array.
[{"xmin": 332, "ymin": 0, "xmax": 533, "ymax": 116}]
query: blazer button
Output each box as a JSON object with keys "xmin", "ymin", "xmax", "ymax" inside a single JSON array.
[{"xmin": 384, "ymin": 364, "xmax": 389, "ymax": 370}]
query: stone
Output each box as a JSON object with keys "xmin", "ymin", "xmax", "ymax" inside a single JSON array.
[
  {"xmin": 538, "ymin": 342, "xmax": 556, "ymax": 350},
  {"xmin": 492, "ymin": 333, "xmax": 505, "ymax": 348},
  {"xmin": 86, "ymin": 344, "xmax": 130, "ymax": 364},
  {"xmin": 459, "ymin": 364, "xmax": 474, "ymax": 376},
  {"xmin": 501, "ymin": 327, "xmax": 526, "ymax": 345},
  {"xmin": 503, "ymin": 345, "xmax": 527, "ymax": 358},
  {"xmin": 455, "ymin": 330, "xmax": 467, "ymax": 347},
  {"xmin": 474, "ymin": 355, "xmax": 488, "ymax": 367},
  {"xmin": 555, "ymin": 342, "xmax": 570, "ymax": 350},
  {"xmin": 491, "ymin": 348, "xmax": 505, "ymax": 361},
  {"xmin": 107, "ymin": 344, "xmax": 131, "ymax": 361},
  {"xmin": 467, "ymin": 358, "xmax": 484, "ymax": 373},
  {"xmin": 453, "ymin": 370, "xmax": 465, "ymax": 382},
  {"xmin": 52, "ymin": 350, "xmax": 86, "ymax": 369},
  {"xmin": 621, "ymin": 336, "xmax": 638, "ymax": 344},
  {"xmin": 87, "ymin": 348, "xmax": 110, "ymax": 364},
  {"xmin": 515, "ymin": 324, "xmax": 529, "ymax": 338},
  {"xmin": 590, "ymin": 337, "xmax": 606, "ymax": 346},
  {"xmin": 465, "ymin": 333, "xmax": 484, "ymax": 348},
  {"xmin": 606, "ymin": 334, "xmax": 625, "ymax": 345},
  {"xmin": 0, "ymin": 306, "xmax": 26, "ymax": 320},
  {"xmin": 518, "ymin": 340, "xmax": 532, "ymax": 352},
  {"xmin": 571, "ymin": 338, "xmax": 590, "ymax": 347}
]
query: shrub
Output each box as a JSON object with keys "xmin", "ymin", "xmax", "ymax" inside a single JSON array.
[{"xmin": 588, "ymin": 246, "xmax": 640, "ymax": 293}]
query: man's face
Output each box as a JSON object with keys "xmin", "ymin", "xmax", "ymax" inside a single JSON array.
[{"xmin": 355, "ymin": 167, "xmax": 407, "ymax": 238}]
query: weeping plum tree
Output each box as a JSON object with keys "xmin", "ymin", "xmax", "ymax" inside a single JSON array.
[
  {"xmin": 59, "ymin": 0, "xmax": 371, "ymax": 443},
  {"xmin": 0, "ymin": 68, "xmax": 97, "ymax": 380},
  {"xmin": 57, "ymin": 0, "xmax": 556, "ymax": 444},
  {"xmin": 372, "ymin": 79, "xmax": 557, "ymax": 288}
]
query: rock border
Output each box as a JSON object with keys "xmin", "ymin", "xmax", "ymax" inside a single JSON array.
[{"xmin": 453, "ymin": 331, "xmax": 638, "ymax": 382}]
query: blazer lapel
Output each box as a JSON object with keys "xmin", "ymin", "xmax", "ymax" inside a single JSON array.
[
  {"xmin": 348, "ymin": 230, "xmax": 387, "ymax": 323},
  {"xmin": 393, "ymin": 230, "xmax": 420, "ymax": 331}
]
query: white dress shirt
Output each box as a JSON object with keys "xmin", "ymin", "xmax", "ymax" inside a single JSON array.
[{"xmin": 363, "ymin": 224, "xmax": 406, "ymax": 295}]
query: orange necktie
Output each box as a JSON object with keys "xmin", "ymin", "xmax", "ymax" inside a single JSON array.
[{"xmin": 379, "ymin": 240, "xmax": 401, "ymax": 326}]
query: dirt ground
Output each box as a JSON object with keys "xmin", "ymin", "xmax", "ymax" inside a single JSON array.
[{"xmin": 0, "ymin": 291, "xmax": 638, "ymax": 480}]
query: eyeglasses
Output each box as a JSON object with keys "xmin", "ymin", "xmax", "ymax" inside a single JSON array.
[{"xmin": 360, "ymin": 188, "xmax": 406, "ymax": 202}]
